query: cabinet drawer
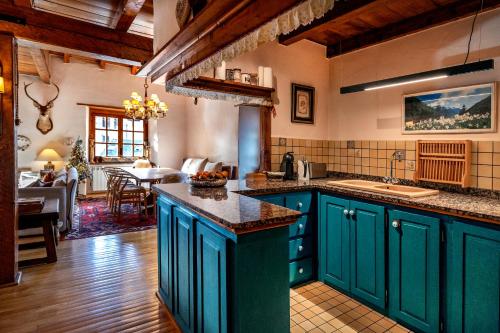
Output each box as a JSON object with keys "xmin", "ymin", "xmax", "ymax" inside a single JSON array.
[
  {"xmin": 289, "ymin": 215, "xmax": 312, "ymax": 238},
  {"xmin": 290, "ymin": 258, "xmax": 313, "ymax": 286},
  {"xmin": 285, "ymin": 192, "xmax": 312, "ymax": 213},
  {"xmin": 289, "ymin": 236, "xmax": 312, "ymax": 261}
]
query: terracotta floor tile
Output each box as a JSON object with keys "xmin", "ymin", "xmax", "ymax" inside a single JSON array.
[
  {"xmin": 367, "ymin": 323, "xmax": 386, "ymax": 333},
  {"xmin": 291, "ymin": 325, "xmax": 306, "ymax": 333},
  {"xmin": 302, "ymin": 309, "xmax": 316, "ymax": 319},
  {"xmin": 291, "ymin": 313, "xmax": 306, "ymax": 324},
  {"xmin": 319, "ymin": 322, "xmax": 337, "ymax": 333},
  {"xmin": 299, "ymin": 319, "xmax": 316, "ymax": 331},
  {"xmin": 310, "ymin": 315, "xmax": 326, "ymax": 327}
]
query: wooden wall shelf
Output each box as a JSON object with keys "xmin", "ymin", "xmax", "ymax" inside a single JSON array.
[{"xmin": 182, "ymin": 76, "xmax": 275, "ymax": 99}]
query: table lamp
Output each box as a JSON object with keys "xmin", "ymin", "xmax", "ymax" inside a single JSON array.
[{"xmin": 37, "ymin": 148, "xmax": 63, "ymax": 170}]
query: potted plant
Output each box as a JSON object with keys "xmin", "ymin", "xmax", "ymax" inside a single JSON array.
[{"xmin": 67, "ymin": 138, "xmax": 92, "ymax": 196}]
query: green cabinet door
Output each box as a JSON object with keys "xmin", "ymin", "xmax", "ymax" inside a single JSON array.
[
  {"xmin": 449, "ymin": 221, "xmax": 500, "ymax": 333},
  {"xmin": 349, "ymin": 201, "xmax": 385, "ymax": 309},
  {"xmin": 158, "ymin": 198, "xmax": 174, "ymax": 309},
  {"xmin": 388, "ymin": 210, "xmax": 440, "ymax": 333},
  {"xmin": 196, "ymin": 222, "xmax": 227, "ymax": 333},
  {"xmin": 319, "ymin": 195, "xmax": 350, "ymax": 292},
  {"xmin": 173, "ymin": 207, "xmax": 196, "ymax": 333}
]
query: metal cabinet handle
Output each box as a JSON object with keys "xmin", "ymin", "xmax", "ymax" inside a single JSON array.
[
  {"xmin": 297, "ymin": 201, "xmax": 303, "ymax": 208},
  {"xmin": 298, "ymin": 224, "xmax": 304, "ymax": 229},
  {"xmin": 392, "ymin": 220, "xmax": 400, "ymax": 228},
  {"xmin": 298, "ymin": 268, "xmax": 304, "ymax": 274},
  {"xmin": 298, "ymin": 245, "xmax": 304, "ymax": 252},
  {"xmin": 349, "ymin": 210, "xmax": 355, "ymax": 217},
  {"xmin": 343, "ymin": 209, "xmax": 349, "ymax": 216}
]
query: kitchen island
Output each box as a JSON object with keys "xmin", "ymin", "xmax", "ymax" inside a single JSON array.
[{"xmin": 154, "ymin": 178, "xmax": 500, "ymax": 333}]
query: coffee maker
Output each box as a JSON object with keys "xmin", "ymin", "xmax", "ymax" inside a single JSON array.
[{"xmin": 280, "ymin": 152, "xmax": 295, "ymax": 180}]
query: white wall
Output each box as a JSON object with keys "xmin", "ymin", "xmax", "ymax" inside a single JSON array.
[
  {"xmin": 329, "ymin": 9, "xmax": 500, "ymax": 141},
  {"xmin": 153, "ymin": 0, "xmax": 179, "ymax": 53},
  {"xmin": 18, "ymin": 56, "xmax": 187, "ymax": 170}
]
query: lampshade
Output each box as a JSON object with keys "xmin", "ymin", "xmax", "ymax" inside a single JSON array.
[
  {"xmin": 0, "ymin": 76, "xmax": 4, "ymax": 94},
  {"xmin": 37, "ymin": 148, "xmax": 63, "ymax": 162}
]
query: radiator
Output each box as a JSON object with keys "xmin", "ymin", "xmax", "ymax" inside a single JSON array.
[{"xmin": 90, "ymin": 166, "xmax": 107, "ymax": 192}]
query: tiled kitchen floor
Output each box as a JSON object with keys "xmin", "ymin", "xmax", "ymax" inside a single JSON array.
[{"xmin": 290, "ymin": 282, "xmax": 413, "ymax": 333}]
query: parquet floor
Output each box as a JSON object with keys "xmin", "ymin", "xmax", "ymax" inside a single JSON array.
[{"xmin": 0, "ymin": 230, "xmax": 179, "ymax": 333}]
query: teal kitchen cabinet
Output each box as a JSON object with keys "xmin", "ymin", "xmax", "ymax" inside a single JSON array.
[
  {"xmin": 157, "ymin": 198, "xmax": 174, "ymax": 310},
  {"xmin": 255, "ymin": 192, "xmax": 314, "ymax": 286},
  {"xmin": 196, "ymin": 222, "xmax": 227, "ymax": 333},
  {"xmin": 173, "ymin": 207, "xmax": 196, "ymax": 333},
  {"xmin": 448, "ymin": 221, "xmax": 500, "ymax": 333},
  {"xmin": 388, "ymin": 210, "xmax": 440, "ymax": 333},
  {"xmin": 319, "ymin": 195, "xmax": 385, "ymax": 309}
]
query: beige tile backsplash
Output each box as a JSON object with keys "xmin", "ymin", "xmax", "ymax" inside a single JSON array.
[{"xmin": 271, "ymin": 137, "xmax": 500, "ymax": 191}]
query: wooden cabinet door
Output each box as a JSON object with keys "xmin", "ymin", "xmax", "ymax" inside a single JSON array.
[
  {"xmin": 157, "ymin": 198, "xmax": 174, "ymax": 309},
  {"xmin": 349, "ymin": 200, "xmax": 385, "ymax": 309},
  {"xmin": 388, "ymin": 210, "xmax": 440, "ymax": 333},
  {"xmin": 196, "ymin": 222, "xmax": 227, "ymax": 333},
  {"xmin": 319, "ymin": 195, "xmax": 350, "ymax": 292},
  {"xmin": 449, "ymin": 221, "xmax": 500, "ymax": 333},
  {"xmin": 173, "ymin": 207, "xmax": 196, "ymax": 333}
]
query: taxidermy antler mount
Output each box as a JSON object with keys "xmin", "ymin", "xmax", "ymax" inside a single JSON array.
[{"xmin": 24, "ymin": 82, "xmax": 60, "ymax": 135}]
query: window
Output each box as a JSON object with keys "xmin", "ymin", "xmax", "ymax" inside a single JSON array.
[{"xmin": 89, "ymin": 108, "xmax": 148, "ymax": 162}]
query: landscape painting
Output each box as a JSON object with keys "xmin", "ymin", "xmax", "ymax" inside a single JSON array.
[{"xmin": 403, "ymin": 83, "xmax": 496, "ymax": 134}]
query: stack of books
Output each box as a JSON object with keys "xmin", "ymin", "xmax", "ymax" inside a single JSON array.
[{"xmin": 17, "ymin": 197, "xmax": 45, "ymax": 215}]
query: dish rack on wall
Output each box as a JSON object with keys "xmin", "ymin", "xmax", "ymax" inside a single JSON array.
[{"xmin": 414, "ymin": 140, "xmax": 472, "ymax": 187}]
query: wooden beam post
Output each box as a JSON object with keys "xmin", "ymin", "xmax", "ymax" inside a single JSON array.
[
  {"xmin": 29, "ymin": 48, "xmax": 50, "ymax": 83},
  {"xmin": 13, "ymin": 0, "xmax": 32, "ymax": 7},
  {"xmin": 63, "ymin": 54, "xmax": 71, "ymax": 63},
  {"xmin": 112, "ymin": 0, "xmax": 146, "ymax": 32},
  {"xmin": 98, "ymin": 60, "xmax": 106, "ymax": 70},
  {"xmin": 0, "ymin": 32, "xmax": 19, "ymax": 287},
  {"xmin": 326, "ymin": 0, "xmax": 500, "ymax": 58},
  {"xmin": 131, "ymin": 66, "xmax": 140, "ymax": 75}
]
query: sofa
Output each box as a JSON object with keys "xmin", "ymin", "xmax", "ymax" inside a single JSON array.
[{"xmin": 18, "ymin": 167, "xmax": 79, "ymax": 232}]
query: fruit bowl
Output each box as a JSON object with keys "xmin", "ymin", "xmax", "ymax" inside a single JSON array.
[{"xmin": 188, "ymin": 178, "xmax": 227, "ymax": 188}]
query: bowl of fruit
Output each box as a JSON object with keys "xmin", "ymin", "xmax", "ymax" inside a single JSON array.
[{"xmin": 188, "ymin": 171, "xmax": 228, "ymax": 188}]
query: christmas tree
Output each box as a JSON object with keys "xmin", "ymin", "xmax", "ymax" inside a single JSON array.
[{"xmin": 67, "ymin": 138, "xmax": 91, "ymax": 182}]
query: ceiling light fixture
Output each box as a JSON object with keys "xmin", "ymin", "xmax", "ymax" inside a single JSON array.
[
  {"xmin": 123, "ymin": 77, "xmax": 168, "ymax": 120},
  {"xmin": 340, "ymin": 59, "xmax": 494, "ymax": 94}
]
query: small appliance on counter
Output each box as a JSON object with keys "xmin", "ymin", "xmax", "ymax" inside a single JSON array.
[
  {"xmin": 309, "ymin": 162, "xmax": 327, "ymax": 179},
  {"xmin": 297, "ymin": 158, "xmax": 311, "ymax": 184},
  {"xmin": 280, "ymin": 152, "xmax": 295, "ymax": 180}
]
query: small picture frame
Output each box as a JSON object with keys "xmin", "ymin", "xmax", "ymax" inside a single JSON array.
[{"xmin": 291, "ymin": 83, "xmax": 315, "ymax": 124}]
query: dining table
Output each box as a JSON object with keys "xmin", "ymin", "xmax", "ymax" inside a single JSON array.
[{"xmin": 119, "ymin": 167, "xmax": 185, "ymax": 187}]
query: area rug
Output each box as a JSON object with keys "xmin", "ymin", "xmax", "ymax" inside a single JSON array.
[{"xmin": 65, "ymin": 197, "xmax": 156, "ymax": 240}]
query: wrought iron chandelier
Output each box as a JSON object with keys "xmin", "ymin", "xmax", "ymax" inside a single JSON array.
[{"xmin": 123, "ymin": 77, "xmax": 168, "ymax": 119}]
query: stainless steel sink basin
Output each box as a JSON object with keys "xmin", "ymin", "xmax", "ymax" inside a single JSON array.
[{"xmin": 328, "ymin": 180, "xmax": 439, "ymax": 198}]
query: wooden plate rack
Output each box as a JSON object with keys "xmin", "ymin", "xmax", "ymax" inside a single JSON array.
[{"xmin": 414, "ymin": 140, "xmax": 472, "ymax": 187}]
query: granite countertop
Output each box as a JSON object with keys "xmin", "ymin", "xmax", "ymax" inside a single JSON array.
[{"xmin": 153, "ymin": 177, "xmax": 500, "ymax": 234}]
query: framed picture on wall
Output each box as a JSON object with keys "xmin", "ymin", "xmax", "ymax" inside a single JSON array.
[
  {"xmin": 402, "ymin": 83, "xmax": 497, "ymax": 134},
  {"xmin": 291, "ymin": 83, "xmax": 315, "ymax": 124}
]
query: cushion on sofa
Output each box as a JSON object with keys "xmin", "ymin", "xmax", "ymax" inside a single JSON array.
[
  {"xmin": 187, "ymin": 158, "xmax": 208, "ymax": 175},
  {"xmin": 181, "ymin": 158, "xmax": 193, "ymax": 173},
  {"xmin": 204, "ymin": 161, "xmax": 223, "ymax": 172}
]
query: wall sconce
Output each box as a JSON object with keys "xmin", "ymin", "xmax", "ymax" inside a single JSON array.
[
  {"xmin": 0, "ymin": 62, "xmax": 4, "ymax": 94},
  {"xmin": 64, "ymin": 137, "xmax": 75, "ymax": 146}
]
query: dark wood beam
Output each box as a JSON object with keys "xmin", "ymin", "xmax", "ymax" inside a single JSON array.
[
  {"xmin": 326, "ymin": 0, "xmax": 500, "ymax": 58},
  {"xmin": 112, "ymin": 0, "xmax": 146, "ymax": 32},
  {"xmin": 0, "ymin": 2, "xmax": 152, "ymax": 64},
  {"xmin": 29, "ymin": 48, "xmax": 50, "ymax": 83},
  {"xmin": 13, "ymin": 0, "xmax": 32, "ymax": 7},
  {"xmin": 278, "ymin": 0, "xmax": 379, "ymax": 46},
  {"xmin": 151, "ymin": 0, "xmax": 303, "ymax": 83}
]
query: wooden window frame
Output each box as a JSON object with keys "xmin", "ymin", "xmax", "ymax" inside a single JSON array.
[{"xmin": 88, "ymin": 107, "xmax": 148, "ymax": 163}]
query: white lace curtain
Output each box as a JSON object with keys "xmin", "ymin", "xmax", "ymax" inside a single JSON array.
[{"xmin": 165, "ymin": 0, "xmax": 335, "ymax": 104}]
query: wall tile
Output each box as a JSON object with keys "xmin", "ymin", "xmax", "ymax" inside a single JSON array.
[
  {"xmin": 478, "ymin": 165, "xmax": 492, "ymax": 177},
  {"xmin": 477, "ymin": 177, "xmax": 492, "ymax": 190},
  {"xmin": 493, "ymin": 153, "xmax": 500, "ymax": 165},
  {"xmin": 494, "ymin": 141, "xmax": 500, "ymax": 153},
  {"xmin": 493, "ymin": 178, "xmax": 500, "ymax": 191},
  {"xmin": 478, "ymin": 141, "xmax": 493, "ymax": 152},
  {"xmin": 478, "ymin": 152, "xmax": 493, "ymax": 165}
]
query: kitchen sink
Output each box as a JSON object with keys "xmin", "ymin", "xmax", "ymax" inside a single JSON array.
[{"xmin": 328, "ymin": 179, "xmax": 439, "ymax": 198}]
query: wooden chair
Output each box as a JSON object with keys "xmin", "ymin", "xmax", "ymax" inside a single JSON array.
[{"xmin": 111, "ymin": 175, "xmax": 148, "ymax": 220}]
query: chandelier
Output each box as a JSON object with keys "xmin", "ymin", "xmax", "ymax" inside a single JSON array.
[{"xmin": 123, "ymin": 77, "xmax": 168, "ymax": 120}]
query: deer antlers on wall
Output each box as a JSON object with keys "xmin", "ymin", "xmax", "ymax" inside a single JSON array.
[{"xmin": 24, "ymin": 82, "xmax": 60, "ymax": 135}]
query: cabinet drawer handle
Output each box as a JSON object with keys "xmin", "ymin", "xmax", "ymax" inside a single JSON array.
[
  {"xmin": 343, "ymin": 209, "xmax": 349, "ymax": 216},
  {"xmin": 392, "ymin": 220, "xmax": 400, "ymax": 228},
  {"xmin": 297, "ymin": 202, "xmax": 303, "ymax": 208},
  {"xmin": 298, "ymin": 223, "xmax": 304, "ymax": 229},
  {"xmin": 298, "ymin": 245, "xmax": 304, "ymax": 252},
  {"xmin": 349, "ymin": 210, "xmax": 355, "ymax": 217},
  {"xmin": 298, "ymin": 267, "xmax": 304, "ymax": 274}
]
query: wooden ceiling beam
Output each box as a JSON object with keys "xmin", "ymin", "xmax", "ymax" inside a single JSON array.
[
  {"xmin": 29, "ymin": 48, "xmax": 50, "ymax": 83},
  {"xmin": 326, "ymin": 0, "xmax": 500, "ymax": 58},
  {"xmin": 13, "ymin": 0, "xmax": 32, "ymax": 7},
  {"xmin": 150, "ymin": 0, "xmax": 303, "ymax": 83},
  {"xmin": 0, "ymin": 2, "xmax": 152, "ymax": 64},
  {"xmin": 278, "ymin": 0, "xmax": 380, "ymax": 46},
  {"xmin": 112, "ymin": 0, "xmax": 146, "ymax": 32}
]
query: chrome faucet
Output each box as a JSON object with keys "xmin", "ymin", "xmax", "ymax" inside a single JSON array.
[{"xmin": 384, "ymin": 150, "xmax": 405, "ymax": 184}]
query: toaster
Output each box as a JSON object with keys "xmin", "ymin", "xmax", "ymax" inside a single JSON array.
[{"xmin": 309, "ymin": 163, "xmax": 327, "ymax": 179}]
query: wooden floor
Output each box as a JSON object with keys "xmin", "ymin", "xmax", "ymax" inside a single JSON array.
[{"xmin": 0, "ymin": 230, "xmax": 180, "ymax": 333}]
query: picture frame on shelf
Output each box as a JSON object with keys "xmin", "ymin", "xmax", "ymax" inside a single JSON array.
[
  {"xmin": 402, "ymin": 82, "xmax": 496, "ymax": 134},
  {"xmin": 291, "ymin": 83, "xmax": 315, "ymax": 124}
]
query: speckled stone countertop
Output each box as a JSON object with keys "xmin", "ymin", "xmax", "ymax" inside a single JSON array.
[
  {"xmin": 152, "ymin": 182, "xmax": 302, "ymax": 234},
  {"xmin": 153, "ymin": 177, "xmax": 500, "ymax": 233}
]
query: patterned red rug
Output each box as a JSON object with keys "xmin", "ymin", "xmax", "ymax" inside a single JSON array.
[{"xmin": 65, "ymin": 197, "xmax": 156, "ymax": 240}]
